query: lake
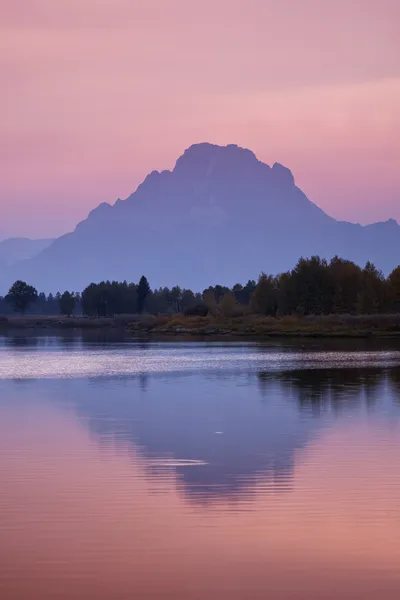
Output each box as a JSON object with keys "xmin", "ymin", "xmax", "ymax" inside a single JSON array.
[{"xmin": 1, "ymin": 333, "xmax": 400, "ymax": 600}]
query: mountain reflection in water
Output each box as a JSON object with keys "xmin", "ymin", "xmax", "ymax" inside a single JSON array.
[{"xmin": 1, "ymin": 337, "xmax": 400, "ymax": 600}]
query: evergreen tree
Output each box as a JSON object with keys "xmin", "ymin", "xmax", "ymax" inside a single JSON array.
[
  {"xmin": 250, "ymin": 273, "xmax": 277, "ymax": 315},
  {"xmin": 136, "ymin": 276, "xmax": 150, "ymax": 313},
  {"xmin": 290, "ymin": 256, "xmax": 331, "ymax": 315},
  {"xmin": 388, "ymin": 266, "xmax": 400, "ymax": 312},
  {"xmin": 180, "ymin": 289, "xmax": 197, "ymax": 312},
  {"xmin": 357, "ymin": 262, "xmax": 386, "ymax": 314}
]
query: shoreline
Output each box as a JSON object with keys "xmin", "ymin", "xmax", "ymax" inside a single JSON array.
[
  {"xmin": 128, "ymin": 314, "xmax": 400, "ymax": 339},
  {"xmin": 2, "ymin": 313, "xmax": 400, "ymax": 339},
  {"xmin": 0, "ymin": 315, "xmax": 132, "ymax": 330}
]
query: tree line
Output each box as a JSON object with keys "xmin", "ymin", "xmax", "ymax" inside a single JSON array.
[{"xmin": 2, "ymin": 256, "xmax": 400, "ymax": 317}]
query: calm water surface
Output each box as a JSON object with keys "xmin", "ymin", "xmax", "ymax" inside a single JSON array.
[{"xmin": 1, "ymin": 333, "xmax": 400, "ymax": 599}]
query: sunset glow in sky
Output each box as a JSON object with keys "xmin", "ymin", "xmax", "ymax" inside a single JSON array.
[{"xmin": 2, "ymin": 0, "xmax": 399, "ymax": 238}]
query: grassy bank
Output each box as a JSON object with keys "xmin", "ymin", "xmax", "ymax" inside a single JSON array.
[
  {"xmin": 2, "ymin": 313, "xmax": 400, "ymax": 338},
  {"xmin": 0, "ymin": 315, "xmax": 134, "ymax": 329},
  {"xmin": 128, "ymin": 313, "xmax": 400, "ymax": 338}
]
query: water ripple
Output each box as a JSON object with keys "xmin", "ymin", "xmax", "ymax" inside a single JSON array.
[{"xmin": 1, "ymin": 345, "xmax": 400, "ymax": 380}]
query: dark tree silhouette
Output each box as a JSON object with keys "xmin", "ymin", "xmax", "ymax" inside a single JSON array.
[
  {"xmin": 1, "ymin": 255, "xmax": 400, "ymax": 319},
  {"xmin": 5, "ymin": 280, "xmax": 38, "ymax": 314},
  {"xmin": 250, "ymin": 273, "xmax": 278, "ymax": 315},
  {"xmin": 136, "ymin": 276, "xmax": 150, "ymax": 313},
  {"xmin": 389, "ymin": 265, "xmax": 400, "ymax": 312},
  {"xmin": 59, "ymin": 291, "xmax": 76, "ymax": 317},
  {"xmin": 81, "ymin": 281, "xmax": 137, "ymax": 317}
]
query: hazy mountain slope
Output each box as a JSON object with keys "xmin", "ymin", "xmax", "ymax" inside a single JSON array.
[
  {"xmin": 5, "ymin": 143, "xmax": 400, "ymax": 293},
  {"xmin": 0, "ymin": 237, "xmax": 54, "ymax": 267}
]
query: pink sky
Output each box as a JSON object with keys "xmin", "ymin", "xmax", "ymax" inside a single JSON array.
[{"xmin": 1, "ymin": 0, "xmax": 399, "ymax": 239}]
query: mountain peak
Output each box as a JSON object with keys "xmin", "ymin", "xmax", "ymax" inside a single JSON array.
[
  {"xmin": 173, "ymin": 142, "xmax": 260, "ymax": 180},
  {"xmin": 365, "ymin": 217, "xmax": 399, "ymax": 228},
  {"xmin": 178, "ymin": 142, "xmax": 258, "ymax": 161},
  {"xmin": 87, "ymin": 202, "xmax": 112, "ymax": 219},
  {"xmin": 4, "ymin": 142, "xmax": 400, "ymax": 293},
  {"xmin": 272, "ymin": 162, "xmax": 295, "ymax": 187}
]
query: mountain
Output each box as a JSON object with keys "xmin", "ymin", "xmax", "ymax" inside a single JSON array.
[
  {"xmin": 4, "ymin": 143, "xmax": 400, "ymax": 293},
  {"xmin": 0, "ymin": 237, "xmax": 54, "ymax": 268}
]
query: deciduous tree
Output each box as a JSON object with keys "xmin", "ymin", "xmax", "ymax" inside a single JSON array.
[
  {"xmin": 5, "ymin": 280, "xmax": 38, "ymax": 314},
  {"xmin": 59, "ymin": 291, "xmax": 76, "ymax": 317}
]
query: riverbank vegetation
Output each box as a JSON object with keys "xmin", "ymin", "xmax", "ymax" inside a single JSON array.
[
  {"xmin": 1, "ymin": 256, "xmax": 400, "ymax": 337},
  {"xmin": 127, "ymin": 312, "xmax": 400, "ymax": 338}
]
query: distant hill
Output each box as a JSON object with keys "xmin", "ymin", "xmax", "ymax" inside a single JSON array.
[
  {"xmin": 0, "ymin": 237, "xmax": 53, "ymax": 267},
  {"xmin": 3, "ymin": 143, "xmax": 400, "ymax": 293}
]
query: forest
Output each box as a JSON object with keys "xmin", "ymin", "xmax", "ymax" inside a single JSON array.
[{"xmin": 1, "ymin": 256, "xmax": 400, "ymax": 318}]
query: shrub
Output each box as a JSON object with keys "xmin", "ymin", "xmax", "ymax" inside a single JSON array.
[{"xmin": 184, "ymin": 304, "xmax": 209, "ymax": 317}]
